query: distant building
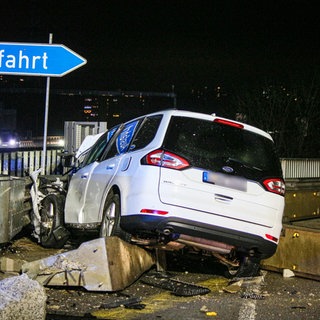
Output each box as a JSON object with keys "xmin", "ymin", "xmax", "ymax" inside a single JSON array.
[{"xmin": 79, "ymin": 91, "xmax": 176, "ymax": 127}]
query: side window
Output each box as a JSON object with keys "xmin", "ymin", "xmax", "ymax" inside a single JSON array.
[
  {"xmin": 102, "ymin": 120, "xmax": 140, "ymax": 160},
  {"xmin": 130, "ymin": 115, "xmax": 162, "ymax": 151},
  {"xmin": 81, "ymin": 125, "xmax": 119, "ymax": 166}
]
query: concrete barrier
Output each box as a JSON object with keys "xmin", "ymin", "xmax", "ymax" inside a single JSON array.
[
  {"xmin": 0, "ymin": 273, "xmax": 46, "ymax": 320},
  {"xmin": 22, "ymin": 236, "xmax": 156, "ymax": 292}
]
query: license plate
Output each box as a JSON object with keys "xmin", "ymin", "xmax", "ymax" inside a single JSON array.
[{"xmin": 203, "ymin": 171, "xmax": 247, "ymax": 192}]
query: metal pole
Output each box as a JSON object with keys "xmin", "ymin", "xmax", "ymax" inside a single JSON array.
[{"xmin": 41, "ymin": 33, "xmax": 53, "ymax": 174}]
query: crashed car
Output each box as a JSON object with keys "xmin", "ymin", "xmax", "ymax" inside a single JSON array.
[{"xmin": 64, "ymin": 109, "xmax": 285, "ymax": 276}]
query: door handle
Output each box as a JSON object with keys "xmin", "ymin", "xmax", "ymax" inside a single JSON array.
[{"xmin": 214, "ymin": 194, "xmax": 233, "ymax": 202}]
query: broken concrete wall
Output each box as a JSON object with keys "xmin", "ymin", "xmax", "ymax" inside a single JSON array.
[{"xmin": 22, "ymin": 236, "xmax": 155, "ymax": 292}]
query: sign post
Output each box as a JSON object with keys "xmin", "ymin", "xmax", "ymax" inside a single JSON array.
[
  {"xmin": 0, "ymin": 37, "xmax": 87, "ymax": 174},
  {"xmin": 42, "ymin": 34, "xmax": 53, "ymax": 174}
]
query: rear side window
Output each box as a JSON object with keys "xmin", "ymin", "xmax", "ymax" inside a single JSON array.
[
  {"xmin": 163, "ymin": 116, "xmax": 282, "ymax": 180},
  {"xmin": 130, "ymin": 115, "xmax": 162, "ymax": 151}
]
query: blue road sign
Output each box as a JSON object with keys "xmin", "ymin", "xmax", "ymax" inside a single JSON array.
[{"xmin": 0, "ymin": 42, "xmax": 87, "ymax": 77}]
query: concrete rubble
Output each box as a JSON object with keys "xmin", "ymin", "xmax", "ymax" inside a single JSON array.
[
  {"xmin": 0, "ymin": 236, "xmax": 155, "ymax": 318},
  {"xmin": 0, "ymin": 273, "xmax": 46, "ymax": 320}
]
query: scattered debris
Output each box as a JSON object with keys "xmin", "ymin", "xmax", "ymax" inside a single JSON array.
[
  {"xmin": 99, "ymin": 296, "xmax": 142, "ymax": 309},
  {"xmin": 200, "ymin": 305, "xmax": 209, "ymax": 312},
  {"xmin": 240, "ymin": 292, "xmax": 265, "ymax": 300},
  {"xmin": 0, "ymin": 274, "xmax": 46, "ymax": 320},
  {"xmin": 141, "ymin": 272, "xmax": 211, "ymax": 296},
  {"xmin": 0, "ymin": 257, "xmax": 26, "ymax": 273},
  {"xmin": 283, "ymin": 269, "xmax": 295, "ymax": 278},
  {"xmin": 223, "ymin": 279, "xmax": 243, "ymax": 293},
  {"xmin": 206, "ymin": 311, "xmax": 218, "ymax": 316},
  {"xmin": 200, "ymin": 305, "xmax": 218, "ymax": 316}
]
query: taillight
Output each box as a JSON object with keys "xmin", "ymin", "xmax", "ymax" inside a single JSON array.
[
  {"xmin": 265, "ymin": 234, "xmax": 278, "ymax": 243},
  {"xmin": 140, "ymin": 208, "xmax": 169, "ymax": 215},
  {"xmin": 142, "ymin": 149, "xmax": 190, "ymax": 170},
  {"xmin": 263, "ymin": 178, "xmax": 285, "ymax": 196},
  {"xmin": 213, "ymin": 118, "xmax": 244, "ymax": 129}
]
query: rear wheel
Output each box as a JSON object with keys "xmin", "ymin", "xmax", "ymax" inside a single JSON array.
[
  {"xmin": 100, "ymin": 191, "xmax": 131, "ymax": 242},
  {"xmin": 40, "ymin": 194, "xmax": 69, "ymax": 248},
  {"xmin": 225, "ymin": 253, "xmax": 261, "ymax": 278}
]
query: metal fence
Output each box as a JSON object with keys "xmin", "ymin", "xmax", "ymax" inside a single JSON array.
[
  {"xmin": 0, "ymin": 148, "xmax": 64, "ymax": 177},
  {"xmin": 1, "ymin": 149, "xmax": 320, "ymax": 180}
]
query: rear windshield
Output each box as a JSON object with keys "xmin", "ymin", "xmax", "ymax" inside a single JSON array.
[{"xmin": 163, "ymin": 116, "xmax": 282, "ymax": 180}]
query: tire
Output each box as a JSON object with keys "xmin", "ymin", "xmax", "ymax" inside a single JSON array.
[
  {"xmin": 39, "ymin": 194, "xmax": 69, "ymax": 248},
  {"xmin": 225, "ymin": 255, "xmax": 261, "ymax": 279},
  {"xmin": 100, "ymin": 191, "xmax": 131, "ymax": 242}
]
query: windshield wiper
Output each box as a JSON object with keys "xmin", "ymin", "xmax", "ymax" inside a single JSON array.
[{"xmin": 226, "ymin": 157, "xmax": 263, "ymax": 172}]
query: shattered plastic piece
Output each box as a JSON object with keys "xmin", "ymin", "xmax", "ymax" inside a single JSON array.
[
  {"xmin": 241, "ymin": 292, "xmax": 265, "ymax": 300},
  {"xmin": 125, "ymin": 303, "xmax": 146, "ymax": 310},
  {"xmin": 200, "ymin": 305, "xmax": 209, "ymax": 312},
  {"xmin": 173, "ymin": 283, "xmax": 210, "ymax": 296},
  {"xmin": 223, "ymin": 280, "xmax": 243, "ymax": 293},
  {"xmin": 141, "ymin": 273, "xmax": 210, "ymax": 296},
  {"xmin": 283, "ymin": 269, "xmax": 295, "ymax": 278},
  {"xmin": 206, "ymin": 311, "xmax": 218, "ymax": 316}
]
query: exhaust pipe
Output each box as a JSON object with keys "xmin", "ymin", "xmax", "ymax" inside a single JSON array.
[{"xmin": 177, "ymin": 234, "xmax": 234, "ymax": 254}]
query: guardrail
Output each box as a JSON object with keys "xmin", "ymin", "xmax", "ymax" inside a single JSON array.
[
  {"xmin": 1, "ymin": 151, "xmax": 320, "ymax": 179},
  {"xmin": 0, "ymin": 147, "xmax": 64, "ymax": 176},
  {"xmin": 281, "ymin": 158, "xmax": 320, "ymax": 179}
]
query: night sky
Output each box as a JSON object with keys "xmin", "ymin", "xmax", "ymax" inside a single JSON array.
[
  {"xmin": 2, "ymin": 0, "xmax": 320, "ymax": 93},
  {"xmin": 1, "ymin": 0, "xmax": 320, "ymax": 137}
]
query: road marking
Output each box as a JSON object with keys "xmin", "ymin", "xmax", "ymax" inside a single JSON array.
[{"xmin": 238, "ymin": 272, "xmax": 266, "ymax": 320}]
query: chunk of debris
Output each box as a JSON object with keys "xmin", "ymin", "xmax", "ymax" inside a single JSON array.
[
  {"xmin": 223, "ymin": 280, "xmax": 243, "ymax": 293},
  {"xmin": 283, "ymin": 269, "xmax": 295, "ymax": 278},
  {"xmin": 141, "ymin": 272, "xmax": 210, "ymax": 296},
  {"xmin": 206, "ymin": 311, "xmax": 218, "ymax": 317},
  {"xmin": 0, "ymin": 273, "xmax": 46, "ymax": 320},
  {"xmin": 241, "ymin": 292, "xmax": 265, "ymax": 300},
  {"xmin": 200, "ymin": 305, "xmax": 209, "ymax": 312},
  {"xmin": 0, "ymin": 257, "xmax": 27, "ymax": 273},
  {"xmin": 22, "ymin": 236, "xmax": 155, "ymax": 292}
]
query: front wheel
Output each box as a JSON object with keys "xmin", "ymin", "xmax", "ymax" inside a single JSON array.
[
  {"xmin": 39, "ymin": 194, "xmax": 69, "ymax": 248},
  {"xmin": 100, "ymin": 192, "xmax": 131, "ymax": 242}
]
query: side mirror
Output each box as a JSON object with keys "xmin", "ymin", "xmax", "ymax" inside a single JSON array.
[{"xmin": 62, "ymin": 154, "xmax": 76, "ymax": 168}]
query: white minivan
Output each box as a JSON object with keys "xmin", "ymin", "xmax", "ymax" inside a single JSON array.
[{"xmin": 64, "ymin": 109, "xmax": 285, "ymax": 277}]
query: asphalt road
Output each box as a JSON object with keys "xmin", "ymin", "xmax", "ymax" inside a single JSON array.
[
  {"xmin": 44, "ymin": 253, "xmax": 320, "ymax": 320},
  {"xmin": 1, "ymin": 237, "xmax": 319, "ymax": 320}
]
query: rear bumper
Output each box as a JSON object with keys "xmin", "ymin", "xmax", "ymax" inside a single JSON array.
[{"xmin": 121, "ymin": 215, "xmax": 278, "ymax": 259}]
